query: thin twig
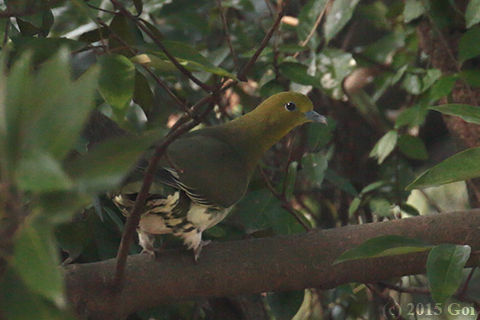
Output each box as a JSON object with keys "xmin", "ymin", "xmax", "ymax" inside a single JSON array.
[
  {"xmin": 97, "ymin": 18, "xmax": 191, "ymax": 116},
  {"xmin": 259, "ymin": 167, "xmax": 312, "ymax": 231},
  {"xmin": 0, "ymin": 0, "xmax": 64, "ymax": 18},
  {"xmin": 217, "ymin": 0, "xmax": 240, "ymax": 72},
  {"xmin": 109, "ymin": 0, "xmax": 213, "ymax": 93},
  {"xmin": 2, "ymin": 19, "xmax": 10, "ymax": 48},
  {"xmin": 237, "ymin": 0, "xmax": 290, "ymax": 81}
]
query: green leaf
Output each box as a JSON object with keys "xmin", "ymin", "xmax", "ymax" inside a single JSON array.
[
  {"xmin": 427, "ymin": 244, "xmax": 471, "ymax": 303},
  {"xmin": 397, "ymin": 135, "xmax": 428, "ymax": 160},
  {"xmin": 369, "ymin": 130, "xmax": 398, "ymax": 164},
  {"xmin": 429, "ymin": 75, "xmax": 457, "ymax": 101},
  {"xmin": 25, "ymin": 50, "xmax": 98, "ymax": 160},
  {"xmin": 285, "ymin": 161, "xmax": 298, "ymax": 201},
  {"xmin": 406, "ymin": 147, "xmax": 480, "ymax": 190},
  {"xmin": 146, "ymin": 41, "xmax": 238, "ymax": 80},
  {"xmin": 460, "ymin": 70, "xmax": 480, "ymax": 86},
  {"xmin": 11, "ymin": 37, "xmax": 84, "ymax": 65},
  {"xmin": 279, "ymin": 62, "xmax": 319, "ymax": 86},
  {"xmin": 403, "ymin": 73, "xmax": 422, "ymax": 94},
  {"xmin": 14, "ymin": 221, "xmax": 65, "ymax": 308},
  {"xmin": 422, "ymin": 69, "xmax": 442, "ymax": 92},
  {"xmin": 133, "ymin": 0, "xmax": 143, "ymax": 14},
  {"xmin": 395, "ymin": 104, "xmax": 429, "ymax": 128},
  {"xmin": 459, "ymin": 25, "xmax": 480, "ymax": 62},
  {"xmin": 301, "ymin": 153, "xmax": 328, "ymax": 187},
  {"xmin": 237, "ymin": 189, "xmax": 305, "ymax": 235},
  {"xmin": 324, "ymin": 0, "xmax": 361, "ymax": 43},
  {"xmin": 348, "ymin": 196, "xmax": 362, "ymax": 216},
  {"xmin": 466, "ymin": 0, "xmax": 480, "ymax": 28},
  {"xmin": 429, "ymin": 104, "xmax": 480, "ymax": 125},
  {"xmin": 4, "ymin": 52, "xmax": 34, "ymax": 174},
  {"xmin": 317, "ymin": 49, "xmax": 355, "ymax": 99},
  {"xmin": 334, "ymin": 235, "xmax": 433, "ymax": 264},
  {"xmin": 266, "ymin": 291, "xmax": 305, "ymax": 320},
  {"xmin": 98, "ymin": 54, "xmax": 135, "ymax": 110},
  {"xmin": 133, "ymin": 70, "xmax": 154, "ymax": 113},
  {"xmin": 297, "ymin": 0, "xmax": 328, "ymax": 49},
  {"xmin": 16, "ymin": 149, "xmax": 74, "ymax": 192},
  {"xmin": 403, "ymin": 0, "xmax": 429, "ymax": 23},
  {"xmin": 1, "ymin": 268, "xmax": 73, "ymax": 320},
  {"xmin": 259, "ymin": 79, "xmax": 285, "ymax": 97},
  {"xmin": 65, "ymin": 132, "xmax": 160, "ymax": 193},
  {"xmin": 324, "ymin": 169, "xmax": 358, "ymax": 196}
]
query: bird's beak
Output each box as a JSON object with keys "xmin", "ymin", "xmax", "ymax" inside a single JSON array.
[{"xmin": 305, "ymin": 110, "xmax": 327, "ymax": 125}]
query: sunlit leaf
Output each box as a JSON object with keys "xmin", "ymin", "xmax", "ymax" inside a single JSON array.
[
  {"xmin": 427, "ymin": 244, "xmax": 471, "ymax": 303},
  {"xmin": 369, "ymin": 130, "xmax": 398, "ymax": 164},
  {"xmin": 98, "ymin": 54, "xmax": 135, "ymax": 110},
  {"xmin": 466, "ymin": 0, "xmax": 480, "ymax": 28},
  {"xmin": 403, "ymin": 0, "xmax": 429, "ymax": 23},
  {"xmin": 406, "ymin": 147, "xmax": 480, "ymax": 190},
  {"xmin": 335, "ymin": 235, "xmax": 433, "ymax": 264}
]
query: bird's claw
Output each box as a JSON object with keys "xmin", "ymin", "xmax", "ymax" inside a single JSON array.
[{"xmin": 193, "ymin": 240, "xmax": 212, "ymax": 263}]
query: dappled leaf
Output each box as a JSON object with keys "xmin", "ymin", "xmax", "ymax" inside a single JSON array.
[
  {"xmin": 317, "ymin": 49, "xmax": 355, "ymax": 99},
  {"xmin": 427, "ymin": 244, "xmax": 471, "ymax": 303},
  {"xmin": 406, "ymin": 147, "xmax": 480, "ymax": 190},
  {"xmin": 335, "ymin": 235, "xmax": 433, "ymax": 264},
  {"xmin": 324, "ymin": 0, "xmax": 360, "ymax": 42}
]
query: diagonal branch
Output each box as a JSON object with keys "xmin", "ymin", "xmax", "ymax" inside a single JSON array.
[
  {"xmin": 237, "ymin": 0, "xmax": 291, "ymax": 81},
  {"xmin": 109, "ymin": 0, "xmax": 213, "ymax": 93}
]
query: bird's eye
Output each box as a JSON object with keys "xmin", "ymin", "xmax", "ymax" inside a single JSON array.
[{"xmin": 285, "ymin": 102, "xmax": 297, "ymax": 112}]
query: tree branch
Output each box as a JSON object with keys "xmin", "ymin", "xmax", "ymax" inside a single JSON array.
[{"xmin": 65, "ymin": 209, "xmax": 480, "ymax": 319}]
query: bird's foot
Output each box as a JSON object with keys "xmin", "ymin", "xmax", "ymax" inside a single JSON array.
[
  {"xmin": 193, "ymin": 240, "xmax": 212, "ymax": 263},
  {"xmin": 140, "ymin": 247, "xmax": 161, "ymax": 258}
]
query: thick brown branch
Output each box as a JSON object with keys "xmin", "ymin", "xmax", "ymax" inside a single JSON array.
[{"xmin": 65, "ymin": 209, "xmax": 480, "ymax": 319}]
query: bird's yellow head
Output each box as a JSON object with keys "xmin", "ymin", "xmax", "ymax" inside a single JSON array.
[{"xmin": 253, "ymin": 92, "xmax": 327, "ymax": 129}]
